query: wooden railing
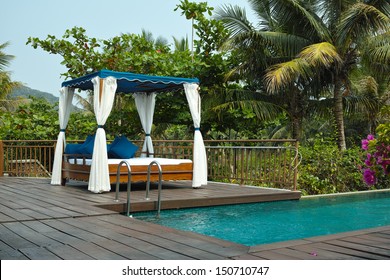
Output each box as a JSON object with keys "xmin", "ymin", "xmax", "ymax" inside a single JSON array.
[
  {"xmin": 0, "ymin": 140, "xmax": 56, "ymax": 177},
  {"xmin": 0, "ymin": 139, "xmax": 299, "ymax": 190}
]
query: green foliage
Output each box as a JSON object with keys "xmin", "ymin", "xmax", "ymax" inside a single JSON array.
[
  {"xmin": 0, "ymin": 97, "xmax": 96, "ymax": 141},
  {"xmin": 175, "ymin": 0, "xmax": 213, "ymax": 20},
  {"xmin": 0, "ymin": 42, "xmax": 14, "ymax": 71},
  {"xmin": 27, "ymin": 27, "xmax": 203, "ymax": 80},
  {"xmin": 0, "ymin": 97, "xmax": 58, "ymax": 140},
  {"xmin": 176, "ymin": 0, "xmax": 232, "ymax": 87},
  {"xmin": 376, "ymin": 105, "xmax": 390, "ymax": 144},
  {"xmin": 360, "ymin": 105, "xmax": 390, "ymax": 186},
  {"xmin": 1, "ymin": 42, "xmax": 22, "ymax": 104},
  {"xmin": 297, "ymin": 138, "xmax": 369, "ymax": 195},
  {"xmin": 66, "ymin": 112, "xmax": 96, "ymax": 140}
]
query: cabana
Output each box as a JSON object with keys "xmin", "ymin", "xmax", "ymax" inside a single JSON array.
[{"xmin": 51, "ymin": 69, "xmax": 207, "ymax": 193}]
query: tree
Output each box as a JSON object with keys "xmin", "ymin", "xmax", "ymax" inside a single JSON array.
[
  {"xmin": 0, "ymin": 42, "xmax": 23, "ymax": 111},
  {"xmin": 174, "ymin": 0, "xmax": 214, "ymax": 56},
  {"xmin": 263, "ymin": 0, "xmax": 389, "ymax": 151},
  {"xmin": 173, "ymin": 36, "xmax": 190, "ymax": 52},
  {"xmin": 0, "ymin": 42, "xmax": 15, "ymax": 71},
  {"xmin": 216, "ymin": 0, "xmax": 390, "ymax": 149}
]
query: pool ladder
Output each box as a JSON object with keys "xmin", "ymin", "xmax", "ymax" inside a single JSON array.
[
  {"xmin": 145, "ymin": 160, "xmax": 163, "ymax": 218},
  {"xmin": 114, "ymin": 160, "xmax": 163, "ymax": 218},
  {"xmin": 114, "ymin": 161, "xmax": 132, "ymax": 217}
]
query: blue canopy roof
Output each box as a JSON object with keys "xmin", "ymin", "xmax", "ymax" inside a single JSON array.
[{"xmin": 61, "ymin": 69, "xmax": 199, "ymax": 93}]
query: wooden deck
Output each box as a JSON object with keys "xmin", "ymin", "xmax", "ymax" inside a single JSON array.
[{"xmin": 0, "ymin": 177, "xmax": 389, "ymax": 260}]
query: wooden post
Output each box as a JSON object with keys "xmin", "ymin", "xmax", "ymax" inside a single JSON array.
[
  {"xmin": 0, "ymin": 140, "xmax": 4, "ymax": 176},
  {"xmin": 99, "ymin": 78, "xmax": 104, "ymax": 103}
]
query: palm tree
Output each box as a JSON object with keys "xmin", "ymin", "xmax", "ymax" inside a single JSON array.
[
  {"xmin": 215, "ymin": 3, "xmax": 317, "ymax": 141},
  {"xmin": 0, "ymin": 42, "xmax": 22, "ymax": 110},
  {"xmin": 216, "ymin": 0, "xmax": 390, "ymax": 150},
  {"xmin": 172, "ymin": 36, "xmax": 190, "ymax": 52},
  {"xmin": 0, "ymin": 42, "xmax": 14, "ymax": 71},
  {"xmin": 141, "ymin": 29, "xmax": 168, "ymax": 50}
]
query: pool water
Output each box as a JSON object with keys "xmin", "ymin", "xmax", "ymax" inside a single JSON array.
[{"xmin": 133, "ymin": 190, "xmax": 390, "ymax": 246}]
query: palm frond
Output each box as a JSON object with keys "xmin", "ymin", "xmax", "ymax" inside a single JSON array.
[
  {"xmin": 215, "ymin": 4, "xmax": 254, "ymax": 38},
  {"xmin": 338, "ymin": 3, "xmax": 390, "ymax": 44},
  {"xmin": 73, "ymin": 91, "xmax": 93, "ymax": 113},
  {"xmin": 247, "ymin": 0, "xmax": 273, "ymax": 29},
  {"xmin": 0, "ymin": 42, "xmax": 15, "ymax": 71},
  {"xmin": 0, "ymin": 97, "xmax": 30, "ymax": 112},
  {"xmin": 343, "ymin": 95, "xmax": 381, "ymax": 116},
  {"xmin": 267, "ymin": 0, "xmax": 331, "ymax": 41},
  {"xmin": 307, "ymin": 94, "xmax": 381, "ymax": 118},
  {"xmin": 264, "ymin": 59, "xmax": 311, "ymax": 93},
  {"xmin": 269, "ymin": 124, "xmax": 290, "ymax": 139},
  {"xmin": 364, "ymin": 0, "xmax": 390, "ymax": 16},
  {"xmin": 299, "ymin": 42, "xmax": 342, "ymax": 68},
  {"xmin": 0, "ymin": 72, "xmax": 22, "ymax": 99},
  {"xmin": 307, "ymin": 97, "xmax": 334, "ymax": 119},
  {"xmin": 257, "ymin": 31, "xmax": 312, "ymax": 56},
  {"xmin": 172, "ymin": 36, "xmax": 189, "ymax": 51},
  {"xmin": 362, "ymin": 32, "xmax": 390, "ymax": 66},
  {"xmin": 205, "ymin": 88, "xmax": 285, "ymax": 122}
]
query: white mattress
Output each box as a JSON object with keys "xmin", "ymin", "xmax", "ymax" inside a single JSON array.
[{"xmin": 68, "ymin": 157, "xmax": 192, "ymax": 166}]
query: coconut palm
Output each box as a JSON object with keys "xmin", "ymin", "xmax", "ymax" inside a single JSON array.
[
  {"xmin": 172, "ymin": 36, "xmax": 190, "ymax": 52},
  {"xmin": 0, "ymin": 42, "xmax": 14, "ymax": 71},
  {"xmin": 216, "ymin": 0, "xmax": 390, "ymax": 150},
  {"xmin": 0, "ymin": 42, "xmax": 23, "ymax": 111},
  {"xmin": 140, "ymin": 29, "xmax": 168, "ymax": 49},
  {"xmin": 214, "ymin": 3, "xmax": 319, "ymax": 141}
]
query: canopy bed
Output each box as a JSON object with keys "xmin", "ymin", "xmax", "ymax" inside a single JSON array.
[{"xmin": 50, "ymin": 69, "xmax": 207, "ymax": 193}]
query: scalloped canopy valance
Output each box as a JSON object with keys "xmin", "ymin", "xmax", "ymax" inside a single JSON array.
[{"xmin": 62, "ymin": 69, "xmax": 199, "ymax": 93}]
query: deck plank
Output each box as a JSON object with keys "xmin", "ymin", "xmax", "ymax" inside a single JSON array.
[
  {"xmin": 19, "ymin": 246, "xmax": 62, "ymax": 260},
  {"xmin": 324, "ymin": 239, "xmax": 390, "ymax": 259},
  {"xmin": 0, "ymin": 223, "xmax": 37, "ymax": 250},
  {"xmin": 306, "ymin": 242, "xmax": 382, "ymax": 260},
  {"xmin": 0, "ymin": 177, "xmax": 389, "ymax": 260}
]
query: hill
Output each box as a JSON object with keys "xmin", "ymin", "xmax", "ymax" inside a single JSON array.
[
  {"xmin": 11, "ymin": 86, "xmax": 59, "ymax": 104},
  {"xmin": 10, "ymin": 86, "xmax": 82, "ymax": 111}
]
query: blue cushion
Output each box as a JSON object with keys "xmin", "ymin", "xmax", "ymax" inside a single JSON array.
[
  {"xmin": 108, "ymin": 135, "xmax": 138, "ymax": 159},
  {"xmin": 79, "ymin": 134, "xmax": 96, "ymax": 155},
  {"xmin": 64, "ymin": 143, "xmax": 82, "ymax": 154}
]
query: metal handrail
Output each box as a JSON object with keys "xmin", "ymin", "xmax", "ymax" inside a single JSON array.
[
  {"xmin": 145, "ymin": 160, "xmax": 163, "ymax": 218},
  {"xmin": 114, "ymin": 160, "xmax": 132, "ymax": 217}
]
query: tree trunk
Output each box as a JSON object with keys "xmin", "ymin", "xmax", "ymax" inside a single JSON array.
[
  {"xmin": 289, "ymin": 89, "xmax": 303, "ymax": 142},
  {"xmin": 292, "ymin": 117, "xmax": 302, "ymax": 142},
  {"xmin": 334, "ymin": 88, "xmax": 346, "ymax": 151}
]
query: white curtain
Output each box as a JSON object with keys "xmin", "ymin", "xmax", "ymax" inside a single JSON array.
[
  {"xmin": 51, "ymin": 87, "xmax": 74, "ymax": 185},
  {"xmin": 183, "ymin": 83, "xmax": 207, "ymax": 187},
  {"xmin": 134, "ymin": 92, "xmax": 156, "ymax": 157},
  {"xmin": 88, "ymin": 76, "xmax": 117, "ymax": 193}
]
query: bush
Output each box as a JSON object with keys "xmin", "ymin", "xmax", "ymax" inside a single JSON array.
[
  {"xmin": 361, "ymin": 120, "xmax": 390, "ymax": 187},
  {"xmin": 297, "ymin": 138, "xmax": 368, "ymax": 195}
]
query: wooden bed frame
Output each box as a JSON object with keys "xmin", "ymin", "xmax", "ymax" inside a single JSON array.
[{"xmin": 61, "ymin": 155, "xmax": 193, "ymax": 186}]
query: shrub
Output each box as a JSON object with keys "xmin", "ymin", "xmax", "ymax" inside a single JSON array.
[
  {"xmin": 297, "ymin": 138, "xmax": 367, "ymax": 195},
  {"xmin": 361, "ymin": 132, "xmax": 390, "ymax": 187}
]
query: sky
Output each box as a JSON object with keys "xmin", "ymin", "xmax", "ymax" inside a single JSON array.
[{"xmin": 2, "ymin": 0, "xmax": 255, "ymax": 97}]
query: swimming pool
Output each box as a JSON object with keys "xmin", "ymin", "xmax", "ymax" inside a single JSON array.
[{"xmin": 134, "ymin": 190, "xmax": 390, "ymax": 246}]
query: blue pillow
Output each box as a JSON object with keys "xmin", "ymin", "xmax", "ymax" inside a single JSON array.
[
  {"xmin": 108, "ymin": 135, "xmax": 138, "ymax": 159},
  {"xmin": 64, "ymin": 143, "xmax": 82, "ymax": 154},
  {"xmin": 79, "ymin": 134, "xmax": 96, "ymax": 155}
]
